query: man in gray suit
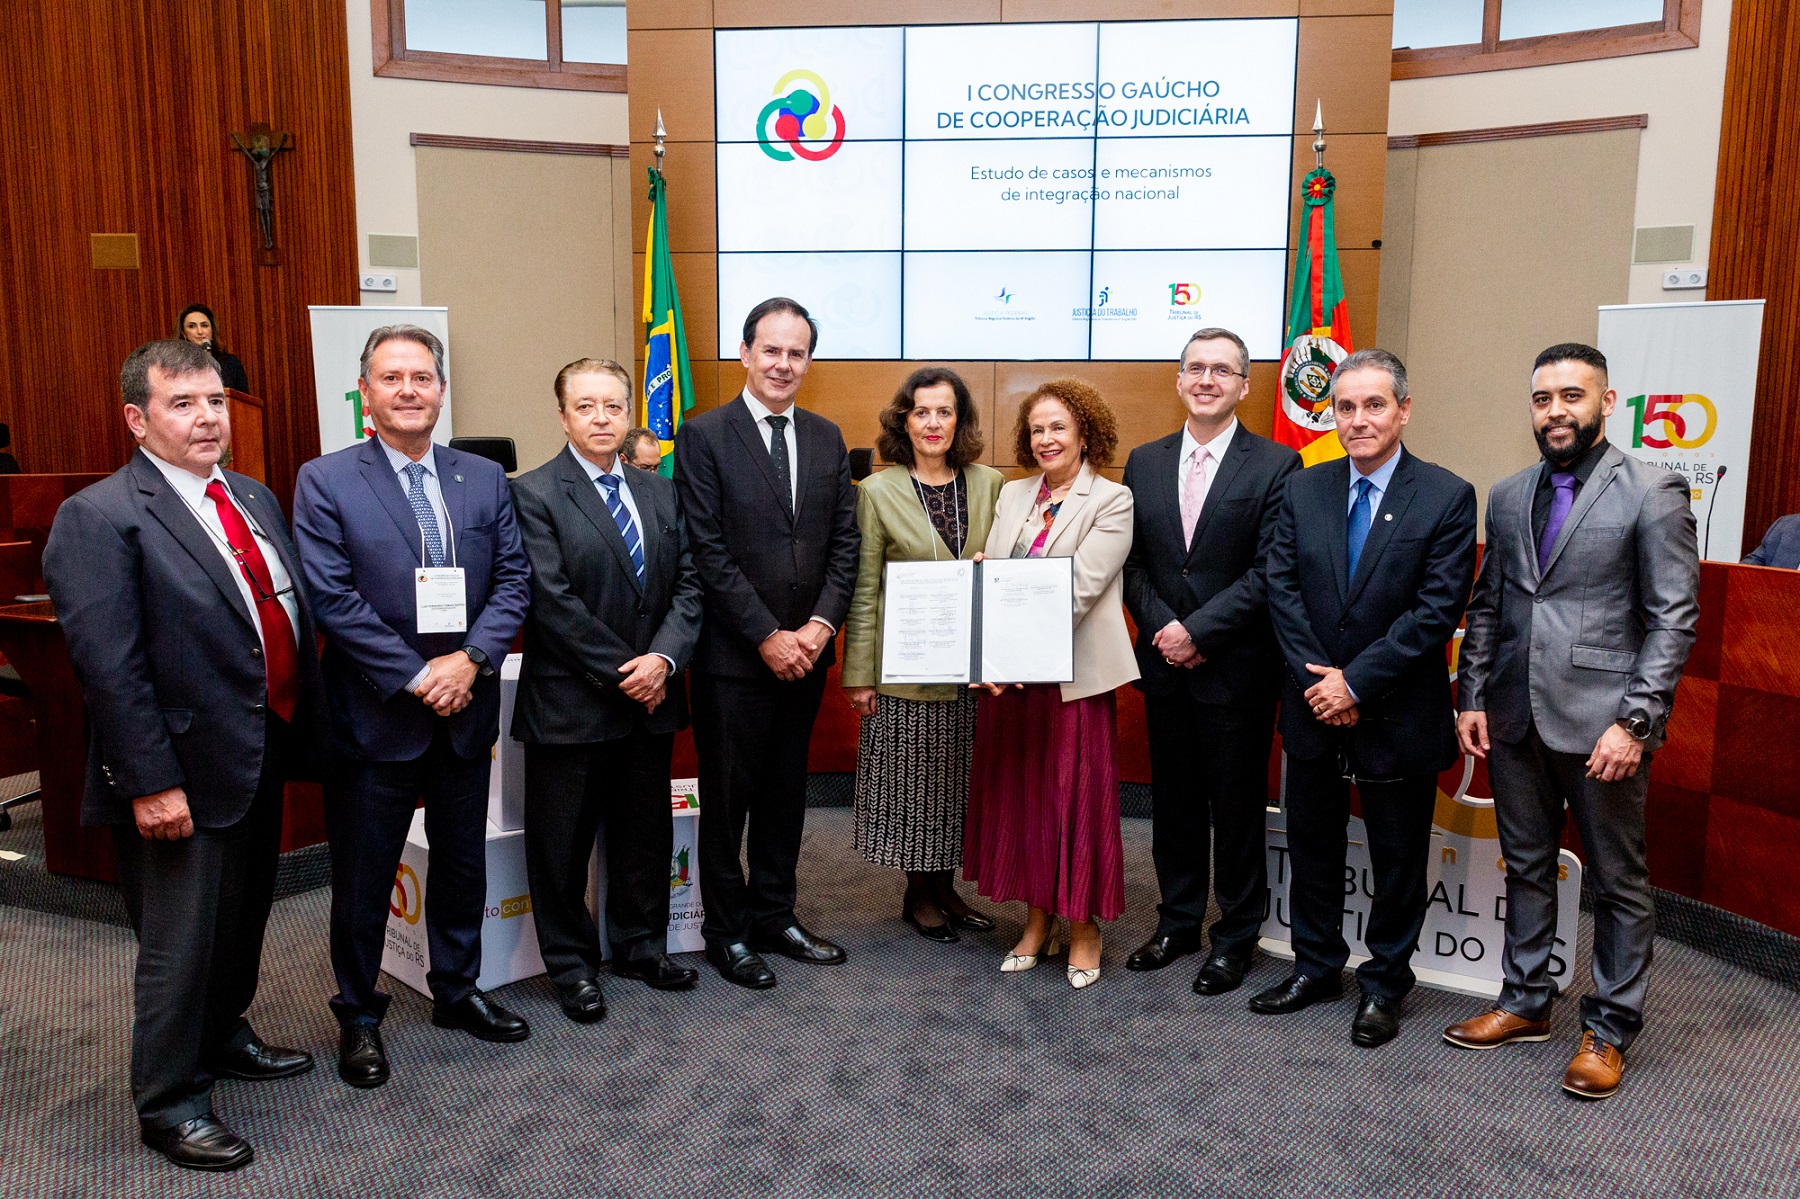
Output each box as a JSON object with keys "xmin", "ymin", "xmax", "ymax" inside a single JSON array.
[{"xmin": 1444, "ymin": 342, "xmax": 1699, "ymax": 1101}]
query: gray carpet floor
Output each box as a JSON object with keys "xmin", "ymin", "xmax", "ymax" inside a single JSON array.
[{"xmin": 2, "ymin": 809, "xmax": 1798, "ymax": 1199}]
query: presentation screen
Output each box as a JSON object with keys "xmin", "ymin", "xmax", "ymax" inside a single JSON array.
[{"xmin": 714, "ymin": 20, "xmax": 1297, "ymax": 361}]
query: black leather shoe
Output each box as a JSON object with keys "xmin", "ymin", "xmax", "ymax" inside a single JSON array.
[
  {"xmin": 753, "ymin": 922, "xmax": 847, "ymax": 964},
  {"xmin": 556, "ymin": 977, "xmax": 608, "ymax": 1023},
  {"xmin": 205, "ymin": 1034, "xmax": 315, "ymax": 1081},
  {"xmin": 338, "ymin": 1023, "xmax": 389, "ymax": 1089},
  {"xmin": 1248, "ymin": 970, "xmax": 1345, "ymax": 1015},
  {"xmin": 1126, "ymin": 934, "xmax": 1202, "ymax": 972},
  {"xmin": 1192, "ymin": 954, "xmax": 1252, "ymax": 996},
  {"xmin": 1351, "ymin": 992, "xmax": 1403, "ymax": 1048},
  {"xmin": 432, "ymin": 989, "xmax": 531, "ymax": 1043},
  {"xmin": 613, "ymin": 953, "xmax": 701, "ymax": 991},
  {"xmin": 141, "ymin": 1114, "xmax": 253, "ymax": 1172},
  {"xmin": 902, "ymin": 906, "xmax": 960, "ymax": 943},
  {"xmin": 706, "ymin": 940, "xmax": 777, "ymax": 989},
  {"xmin": 944, "ymin": 907, "xmax": 995, "ymax": 932}
]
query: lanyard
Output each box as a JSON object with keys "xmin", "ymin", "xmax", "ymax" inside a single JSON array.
[
  {"xmin": 910, "ymin": 469, "xmax": 964, "ymax": 560},
  {"xmin": 171, "ymin": 476, "xmax": 297, "ymax": 603}
]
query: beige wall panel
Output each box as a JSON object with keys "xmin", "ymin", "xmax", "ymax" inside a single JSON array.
[
  {"xmin": 629, "ymin": 143, "xmax": 717, "ymax": 255},
  {"xmin": 1001, "ymin": 0, "xmax": 1297, "ymax": 18},
  {"xmin": 1375, "ymin": 146, "xmax": 1417, "ymax": 363},
  {"xmin": 627, "ymin": 30, "xmax": 715, "ymax": 145},
  {"xmin": 1399, "ymin": 130, "xmax": 1639, "ymax": 519},
  {"xmin": 1295, "ymin": 16, "xmax": 1392, "ymax": 136},
  {"xmin": 1299, "ymin": 0, "xmax": 1392, "ymax": 14},
  {"xmin": 716, "ymin": 1, "xmax": 1001, "ymax": 27},
  {"xmin": 627, "ymin": 0, "xmax": 714, "ymax": 29},
  {"xmin": 1289, "ymin": 133, "xmax": 1386, "ymax": 251},
  {"xmin": 417, "ymin": 147, "xmax": 623, "ymax": 475},
  {"xmin": 633, "ymin": 252, "xmax": 720, "ymax": 360},
  {"xmin": 1336, "ymin": 248, "xmax": 1382, "ymax": 351},
  {"xmin": 612, "ymin": 159, "xmax": 638, "ymax": 371}
]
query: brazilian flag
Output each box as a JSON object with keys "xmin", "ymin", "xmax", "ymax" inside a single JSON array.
[{"xmin": 641, "ymin": 167, "xmax": 693, "ymax": 478}]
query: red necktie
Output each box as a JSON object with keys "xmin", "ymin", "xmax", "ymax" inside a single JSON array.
[{"xmin": 206, "ymin": 481, "xmax": 299, "ymax": 721}]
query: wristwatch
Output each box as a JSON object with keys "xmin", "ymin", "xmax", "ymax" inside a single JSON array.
[
  {"xmin": 1617, "ymin": 715, "xmax": 1651, "ymax": 740},
  {"xmin": 461, "ymin": 645, "xmax": 494, "ymax": 678}
]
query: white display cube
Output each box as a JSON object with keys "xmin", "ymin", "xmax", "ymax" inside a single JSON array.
[
  {"xmin": 486, "ymin": 652, "xmax": 526, "ymax": 832},
  {"xmin": 588, "ymin": 777, "xmax": 707, "ymax": 957},
  {"xmin": 381, "ymin": 807, "xmax": 546, "ymax": 998}
]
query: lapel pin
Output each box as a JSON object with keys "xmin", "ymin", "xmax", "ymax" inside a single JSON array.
[
  {"xmin": 1383, "ymin": 513, "xmax": 1393, "ymax": 521},
  {"xmin": 454, "ymin": 474, "xmax": 464, "ymax": 482}
]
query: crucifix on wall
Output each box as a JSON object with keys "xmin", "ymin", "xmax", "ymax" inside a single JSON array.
[{"xmin": 229, "ymin": 123, "xmax": 292, "ymax": 266}]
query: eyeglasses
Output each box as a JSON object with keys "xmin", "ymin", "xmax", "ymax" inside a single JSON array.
[{"xmin": 1179, "ymin": 364, "xmax": 1246, "ymax": 381}]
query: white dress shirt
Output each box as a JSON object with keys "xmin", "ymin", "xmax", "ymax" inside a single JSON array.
[
  {"xmin": 566, "ymin": 444, "xmax": 676, "ymax": 672},
  {"xmin": 378, "ymin": 436, "xmax": 452, "ymax": 562},
  {"xmin": 143, "ymin": 450, "xmax": 300, "ymax": 649},
  {"xmin": 1177, "ymin": 417, "xmax": 1239, "ymax": 512},
  {"xmin": 740, "ymin": 389, "xmax": 799, "ymax": 510},
  {"xmin": 1348, "ymin": 447, "xmax": 1402, "ymax": 521}
]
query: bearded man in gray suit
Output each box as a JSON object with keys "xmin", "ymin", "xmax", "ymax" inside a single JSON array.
[{"xmin": 1444, "ymin": 342, "xmax": 1699, "ymax": 1102}]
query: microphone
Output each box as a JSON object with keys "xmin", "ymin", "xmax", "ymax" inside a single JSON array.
[{"xmin": 1703, "ymin": 463, "xmax": 1727, "ymax": 559}]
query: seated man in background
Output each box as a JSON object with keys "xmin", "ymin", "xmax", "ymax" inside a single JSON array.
[
  {"xmin": 622, "ymin": 427, "xmax": 662, "ymax": 472},
  {"xmin": 1742, "ymin": 513, "xmax": 1800, "ymax": 568}
]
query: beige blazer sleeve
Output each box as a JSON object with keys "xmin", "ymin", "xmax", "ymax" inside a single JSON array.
[{"xmin": 985, "ymin": 463, "xmax": 1139, "ymax": 702}]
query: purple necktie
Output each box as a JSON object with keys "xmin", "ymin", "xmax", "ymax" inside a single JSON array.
[{"xmin": 1537, "ymin": 471, "xmax": 1578, "ymax": 572}]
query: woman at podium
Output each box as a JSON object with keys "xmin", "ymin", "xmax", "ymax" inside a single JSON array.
[{"xmin": 177, "ymin": 303, "xmax": 250, "ymax": 393}]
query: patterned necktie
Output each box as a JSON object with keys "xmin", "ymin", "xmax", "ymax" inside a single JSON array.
[
  {"xmin": 765, "ymin": 414, "xmax": 793, "ymax": 512},
  {"xmin": 404, "ymin": 461, "xmax": 445, "ymax": 567},
  {"xmin": 1180, "ymin": 447, "xmax": 1211, "ymax": 550},
  {"xmin": 1538, "ymin": 471, "xmax": 1579, "ymax": 573},
  {"xmin": 1347, "ymin": 477, "xmax": 1374, "ymax": 580},
  {"xmin": 204, "ymin": 481, "xmax": 299, "ymax": 721},
  {"xmin": 596, "ymin": 474, "xmax": 645, "ymax": 582}
]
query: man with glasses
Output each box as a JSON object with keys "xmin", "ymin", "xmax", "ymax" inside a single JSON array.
[
  {"xmin": 1257, "ymin": 348, "xmax": 1476, "ymax": 1048},
  {"xmin": 1121, "ymin": 328, "xmax": 1300, "ymax": 995}
]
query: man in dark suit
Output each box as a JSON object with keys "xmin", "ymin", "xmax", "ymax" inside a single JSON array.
[
  {"xmin": 1257, "ymin": 348, "xmax": 1477, "ymax": 1048},
  {"xmin": 1743, "ymin": 514, "xmax": 1800, "ymax": 568},
  {"xmin": 293, "ymin": 325, "xmax": 532, "ymax": 1087},
  {"xmin": 511, "ymin": 358, "xmax": 703, "ymax": 1022},
  {"xmin": 43, "ymin": 339, "xmax": 325, "ymax": 1171},
  {"xmin": 1121, "ymin": 327, "xmax": 1300, "ymax": 993},
  {"xmin": 675, "ymin": 297, "xmax": 860, "ymax": 989},
  {"xmin": 1446, "ymin": 343, "xmax": 1698, "ymax": 1101}
]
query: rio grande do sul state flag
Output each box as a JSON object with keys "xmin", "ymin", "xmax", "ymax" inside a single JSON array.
[{"xmin": 1276, "ymin": 166, "xmax": 1352, "ymax": 466}]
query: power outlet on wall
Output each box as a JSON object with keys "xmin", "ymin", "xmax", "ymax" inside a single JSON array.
[
  {"xmin": 360, "ymin": 272, "xmax": 399, "ymax": 292},
  {"xmin": 1662, "ymin": 268, "xmax": 1707, "ymax": 290}
]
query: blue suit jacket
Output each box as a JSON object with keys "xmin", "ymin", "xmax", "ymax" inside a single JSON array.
[
  {"xmin": 293, "ymin": 436, "xmax": 531, "ymax": 762},
  {"xmin": 1743, "ymin": 514, "xmax": 1800, "ymax": 569}
]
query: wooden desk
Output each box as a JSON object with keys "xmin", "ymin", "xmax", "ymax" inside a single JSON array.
[{"xmin": 0, "ymin": 601, "xmax": 112, "ymax": 880}]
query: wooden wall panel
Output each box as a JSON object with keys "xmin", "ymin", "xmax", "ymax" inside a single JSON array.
[
  {"xmin": 0, "ymin": 1, "xmax": 358, "ymax": 510},
  {"xmin": 1708, "ymin": 0, "xmax": 1800, "ymax": 557}
]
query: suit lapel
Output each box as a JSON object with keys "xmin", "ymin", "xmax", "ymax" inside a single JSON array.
[
  {"xmin": 1346, "ymin": 449, "xmax": 1417, "ymax": 606},
  {"xmin": 438, "ymin": 446, "xmax": 470, "ymax": 565},
  {"xmin": 1187, "ymin": 428, "xmax": 1251, "ymax": 561},
  {"xmin": 562, "ymin": 450, "xmax": 642, "ymax": 592},
  {"xmin": 133, "ymin": 452, "xmax": 257, "ymax": 633},
  {"xmin": 727, "ymin": 399, "xmax": 794, "ymax": 524},
  {"xmin": 1326, "ymin": 458, "xmax": 1352, "ymax": 604},
  {"xmin": 792, "ymin": 411, "xmax": 816, "ymax": 519},
  {"xmin": 627, "ymin": 465, "xmax": 665, "ymax": 585},
  {"xmin": 1540, "ymin": 444, "xmax": 1622, "ymax": 580},
  {"xmin": 356, "ymin": 436, "xmax": 427, "ymax": 563},
  {"xmin": 1519, "ymin": 462, "xmax": 1545, "ymax": 584},
  {"xmin": 1042, "ymin": 463, "xmax": 1096, "ymax": 557},
  {"xmin": 1143, "ymin": 432, "xmax": 1186, "ymax": 558}
]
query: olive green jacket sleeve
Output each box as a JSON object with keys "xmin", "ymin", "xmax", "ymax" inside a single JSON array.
[{"xmin": 840, "ymin": 463, "xmax": 1004, "ymax": 700}]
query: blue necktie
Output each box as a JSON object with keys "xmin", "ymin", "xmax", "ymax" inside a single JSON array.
[
  {"xmin": 596, "ymin": 474, "xmax": 645, "ymax": 582},
  {"xmin": 1347, "ymin": 477, "xmax": 1373, "ymax": 580},
  {"xmin": 404, "ymin": 462, "xmax": 445, "ymax": 567}
]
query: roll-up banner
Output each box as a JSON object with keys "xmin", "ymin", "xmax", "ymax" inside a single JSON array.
[
  {"xmin": 1597, "ymin": 300, "xmax": 1764, "ymax": 561},
  {"xmin": 307, "ymin": 306, "xmax": 454, "ymax": 457}
]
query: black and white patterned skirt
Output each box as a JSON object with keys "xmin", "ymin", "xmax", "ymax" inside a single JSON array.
[{"xmin": 852, "ymin": 691, "xmax": 979, "ymax": 871}]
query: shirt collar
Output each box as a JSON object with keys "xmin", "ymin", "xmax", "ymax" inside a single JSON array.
[
  {"xmin": 566, "ymin": 442, "xmax": 624, "ymax": 486},
  {"xmin": 741, "ymin": 389, "xmax": 794, "ymax": 427},
  {"xmin": 142, "ymin": 447, "xmax": 225, "ymax": 506},
  {"xmin": 1541, "ymin": 437, "xmax": 1610, "ymax": 486},
  {"xmin": 1351, "ymin": 446, "xmax": 1403, "ymax": 496},
  {"xmin": 377, "ymin": 435, "xmax": 436, "ymax": 479},
  {"xmin": 1180, "ymin": 418, "xmax": 1238, "ymax": 466}
]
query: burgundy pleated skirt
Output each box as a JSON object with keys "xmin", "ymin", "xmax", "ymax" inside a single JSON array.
[{"xmin": 962, "ymin": 685, "xmax": 1125, "ymax": 923}]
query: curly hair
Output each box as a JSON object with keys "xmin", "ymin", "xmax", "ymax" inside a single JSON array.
[
  {"xmin": 875, "ymin": 367, "xmax": 985, "ymax": 469},
  {"xmin": 1011, "ymin": 378, "xmax": 1118, "ymax": 470}
]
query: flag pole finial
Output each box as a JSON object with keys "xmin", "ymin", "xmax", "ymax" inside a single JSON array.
[
  {"xmin": 1312, "ymin": 101, "xmax": 1326, "ymax": 170},
  {"xmin": 654, "ymin": 109, "xmax": 667, "ymax": 170}
]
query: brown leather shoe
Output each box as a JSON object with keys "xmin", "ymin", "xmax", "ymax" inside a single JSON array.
[
  {"xmin": 1443, "ymin": 1007, "xmax": 1552, "ymax": 1050},
  {"xmin": 1562, "ymin": 1030, "xmax": 1625, "ymax": 1099}
]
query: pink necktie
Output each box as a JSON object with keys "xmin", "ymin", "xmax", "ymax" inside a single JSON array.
[{"xmin": 1181, "ymin": 448, "xmax": 1210, "ymax": 550}]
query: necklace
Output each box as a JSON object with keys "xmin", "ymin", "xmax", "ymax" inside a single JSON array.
[{"xmin": 909, "ymin": 468, "xmax": 964, "ymax": 559}]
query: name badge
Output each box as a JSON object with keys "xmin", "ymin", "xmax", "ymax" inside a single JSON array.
[{"xmin": 415, "ymin": 567, "xmax": 467, "ymax": 633}]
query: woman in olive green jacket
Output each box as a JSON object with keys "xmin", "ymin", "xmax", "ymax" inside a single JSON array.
[{"xmin": 842, "ymin": 368, "xmax": 1004, "ymax": 942}]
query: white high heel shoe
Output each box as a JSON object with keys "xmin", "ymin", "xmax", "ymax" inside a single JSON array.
[
  {"xmin": 1000, "ymin": 919, "xmax": 1063, "ymax": 972},
  {"xmin": 1067, "ymin": 928, "xmax": 1102, "ymax": 989}
]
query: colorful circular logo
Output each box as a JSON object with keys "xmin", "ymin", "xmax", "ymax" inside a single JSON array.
[
  {"xmin": 1626, "ymin": 393, "xmax": 1717, "ymax": 450},
  {"xmin": 757, "ymin": 70, "xmax": 846, "ymax": 162},
  {"xmin": 1280, "ymin": 333, "xmax": 1347, "ymax": 433},
  {"xmin": 390, "ymin": 863, "xmax": 422, "ymax": 925}
]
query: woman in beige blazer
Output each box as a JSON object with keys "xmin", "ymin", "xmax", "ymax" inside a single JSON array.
[
  {"xmin": 965, "ymin": 378, "xmax": 1137, "ymax": 989},
  {"xmin": 841, "ymin": 368, "xmax": 1005, "ymax": 942}
]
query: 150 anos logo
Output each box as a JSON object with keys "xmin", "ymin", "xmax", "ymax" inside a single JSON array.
[
  {"xmin": 757, "ymin": 70, "xmax": 847, "ymax": 162},
  {"xmin": 389, "ymin": 864, "xmax": 422, "ymax": 926},
  {"xmin": 1167, "ymin": 283, "xmax": 1201, "ymax": 306},
  {"xmin": 1625, "ymin": 393, "xmax": 1717, "ymax": 450}
]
